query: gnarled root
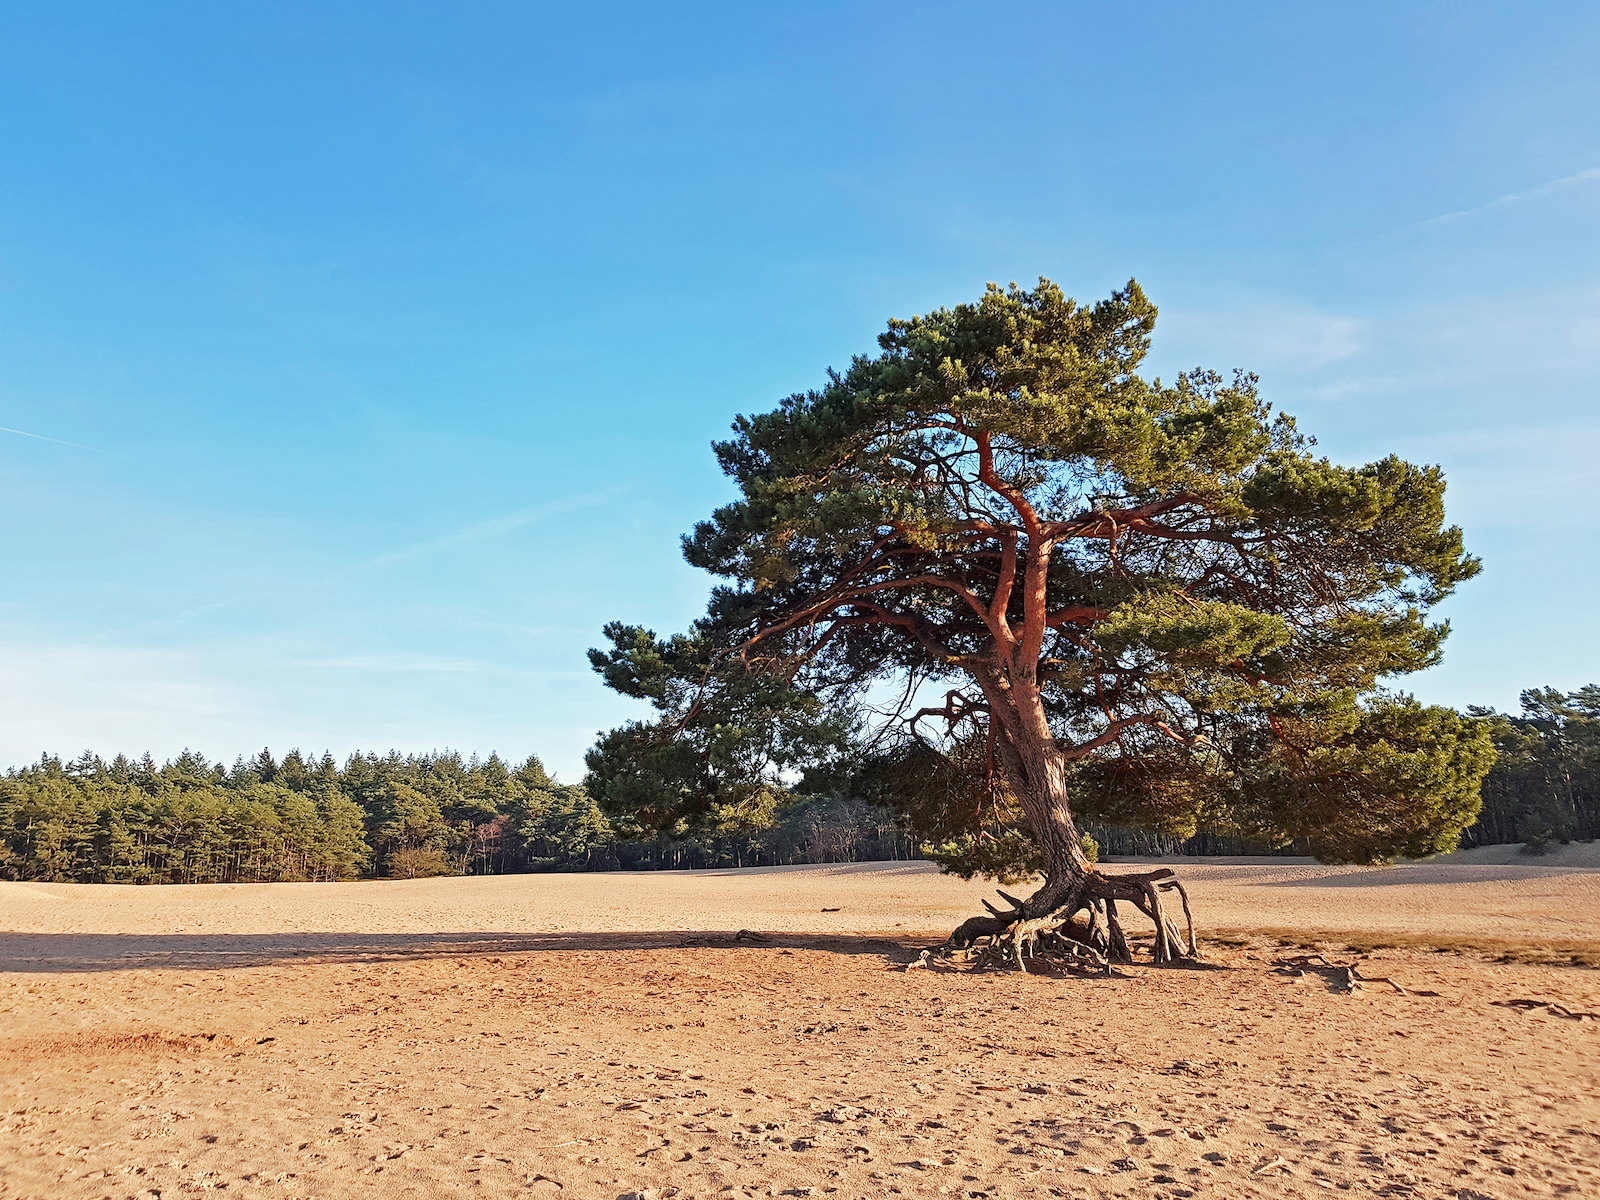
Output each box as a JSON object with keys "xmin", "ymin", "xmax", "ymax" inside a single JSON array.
[{"xmin": 942, "ymin": 868, "xmax": 1201, "ymax": 970}]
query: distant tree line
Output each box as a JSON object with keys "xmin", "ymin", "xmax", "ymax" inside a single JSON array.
[
  {"xmin": 1079, "ymin": 686, "xmax": 1600, "ymax": 858},
  {"xmin": 0, "ymin": 746, "xmax": 914, "ymax": 884},
  {"xmin": 1465, "ymin": 686, "xmax": 1600, "ymax": 852},
  {"xmin": 1, "ymin": 683, "xmax": 1592, "ymax": 884}
]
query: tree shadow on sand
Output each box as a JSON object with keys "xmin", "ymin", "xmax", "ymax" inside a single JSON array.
[
  {"xmin": 0, "ymin": 927, "xmax": 1239, "ymax": 975},
  {"xmin": 0, "ymin": 929, "xmax": 941, "ymax": 974},
  {"xmin": 1257, "ymin": 864, "xmax": 1600, "ymax": 888}
]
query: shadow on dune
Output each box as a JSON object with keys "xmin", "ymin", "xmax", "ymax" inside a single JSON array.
[
  {"xmin": 1258, "ymin": 864, "xmax": 1600, "ymax": 888},
  {"xmin": 0, "ymin": 929, "xmax": 931, "ymax": 973}
]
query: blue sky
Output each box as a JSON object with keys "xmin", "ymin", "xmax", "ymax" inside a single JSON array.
[{"xmin": 1, "ymin": 3, "xmax": 1597, "ymax": 779}]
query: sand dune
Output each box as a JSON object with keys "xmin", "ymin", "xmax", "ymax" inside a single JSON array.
[{"xmin": 3, "ymin": 859, "xmax": 1598, "ymax": 1199}]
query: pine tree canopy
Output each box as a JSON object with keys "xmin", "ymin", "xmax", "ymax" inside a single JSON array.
[{"xmin": 588, "ymin": 278, "xmax": 1494, "ymax": 873}]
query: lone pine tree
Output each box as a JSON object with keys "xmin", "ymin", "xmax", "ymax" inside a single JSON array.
[{"xmin": 587, "ymin": 278, "xmax": 1494, "ymax": 967}]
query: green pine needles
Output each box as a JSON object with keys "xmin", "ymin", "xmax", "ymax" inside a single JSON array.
[{"xmin": 588, "ymin": 277, "xmax": 1495, "ymax": 902}]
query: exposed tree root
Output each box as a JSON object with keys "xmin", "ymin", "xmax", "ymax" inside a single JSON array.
[{"xmin": 940, "ymin": 868, "xmax": 1201, "ymax": 972}]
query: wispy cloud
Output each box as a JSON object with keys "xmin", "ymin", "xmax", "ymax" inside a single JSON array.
[
  {"xmin": 0, "ymin": 424, "xmax": 129, "ymax": 458},
  {"xmin": 0, "ymin": 641, "xmax": 254, "ymax": 766},
  {"xmin": 1422, "ymin": 166, "xmax": 1600, "ymax": 226},
  {"xmin": 0, "ymin": 633, "xmax": 602, "ymax": 773},
  {"xmin": 1153, "ymin": 304, "xmax": 1364, "ymax": 377},
  {"xmin": 162, "ymin": 486, "xmax": 631, "ymax": 626},
  {"xmin": 351, "ymin": 487, "xmax": 626, "ymax": 573},
  {"xmin": 293, "ymin": 653, "xmax": 489, "ymax": 674}
]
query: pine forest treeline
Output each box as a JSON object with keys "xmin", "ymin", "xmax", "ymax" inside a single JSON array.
[
  {"xmin": 0, "ymin": 747, "xmax": 915, "ymax": 884},
  {"xmin": 1466, "ymin": 687, "xmax": 1600, "ymax": 851},
  {"xmin": 2, "ymin": 684, "xmax": 1596, "ymax": 885},
  {"xmin": 1041, "ymin": 687, "xmax": 1600, "ymax": 859}
]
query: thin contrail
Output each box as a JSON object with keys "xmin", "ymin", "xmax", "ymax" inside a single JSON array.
[
  {"xmin": 0, "ymin": 424, "xmax": 128, "ymax": 458},
  {"xmin": 166, "ymin": 486, "xmax": 631, "ymax": 623},
  {"xmin": 1423, "ymin": 166, "xmax": 1600, "ymax": 226},
  {"xmin": 352, "ymin": 487, "xmax": 625, "ymax": 573}
]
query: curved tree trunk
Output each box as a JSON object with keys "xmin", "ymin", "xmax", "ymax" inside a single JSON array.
[
  {"xmin": 942, "ymin": 661, "xmax": 1200, "ymax": 968},
  {"xmin": 992, "ymin": 737, "xmax": 1093, "ymax": 899}
]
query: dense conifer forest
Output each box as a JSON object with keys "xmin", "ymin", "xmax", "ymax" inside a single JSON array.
[
  {"xmin": 0, "ymin": 746, "xmax": 914, "ymax": 883},
  {"xmin": 1029, "ymin": 688, "xmax": 1600, "ymax": 860},
  {"xmin": 0, "ymin": 685, "xmax": 1593, "ymax": 883},
  {"xmin": 1466, "ymin": 687, "xmax": 1600, "ymax": 850}
]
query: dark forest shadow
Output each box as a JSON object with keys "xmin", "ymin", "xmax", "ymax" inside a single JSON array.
[
  {"xmin": 0, "ymin": 929, "xmax": 934, "ymax": 974},
  {"xmin": 0, "ymin": 929, "xmax": 1246, "ymax": 975},
  {"xmin": 1258, "ymin": 864, "xmax": 1600, "ymax": 888}
]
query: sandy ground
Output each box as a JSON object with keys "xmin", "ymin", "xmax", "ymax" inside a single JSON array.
[{"xmin": 3, "ymin": 856, "xmax": 1598, "ymax": 1200}]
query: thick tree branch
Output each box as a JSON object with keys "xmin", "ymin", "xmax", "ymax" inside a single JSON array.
[
  {"xmin": 1059, "ymin": 712, "xmax": 1177, "ymax": 761},
  {"xmin": 1045, "ymin": 604, "xmax": 1111, "ymax": 628},
  {"xmin": 747, "ymin": 572, "xmax": 1003, "ymax": 652},
  {"xmin": 974, "ymin": 430, "xmax": 1045, "ymax": 536},
  {"xmin": 989, "ymin": 530, "xmax": 1020, "ymax": 650}
]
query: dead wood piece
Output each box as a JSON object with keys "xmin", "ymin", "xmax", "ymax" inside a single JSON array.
[
  {"xmin": 1158, "ymin": 878, "xmax": 1201, "ymax": 957},
  {"xmin": 1546, "ymin": 1002, "xmax": 1600, "ymax": 1020},
  {"xmin": 1045, "ymin": 918, "xmax": 1111, "ymax": 961},
  {"xmin": 962, "ymin": 944, "xmax": 1000, "ymax": 971},
  {"xmin": 943, "ymin": 868, "xmax": 1200, "ymax": 970},
  {"xmin": 1272, "ymin": 955, "xmax": 1445, "ymax": 997},
  {"xmin": 1129, "ymin": 877, "xmax": 1192, "ymax": 964},
  {"xmin": 1083, "ymin": 897, "xmax": 1107, "ymax": 949},
  {"xmin": 1011, "ymin": 914, "xmax": 1067, "ymax": 973},
  {"xmin": 947, "ymin": 916, "xmax": 1003, "ymax": 949},
  {"xmin": 1348, "ymin": 967, "xmax": 1407, "ymax": 995},
  {"xmin": 1042, "ymin": 933, "xmax": 1110, "ymax": 972},
  {"xmin": 1490, "ymin": 999, "xmax": 1600, "ymax": 1020},
  {"xmin": 1273, "ymin": 953, "xmax": 1335, "ymax": 968},
  {"xmin": 1104, "ymin": 897, "xmax": 1132, "ymax": 964}
]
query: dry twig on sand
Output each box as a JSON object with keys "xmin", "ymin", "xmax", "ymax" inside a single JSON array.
[
  {"xmin": 1490, "ymin": 998, "xmax": 1600, "ymax": 1020},
  {"xmin": 1271, "ymin": 954, "xmax": 1444, "ymax": 997}
]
